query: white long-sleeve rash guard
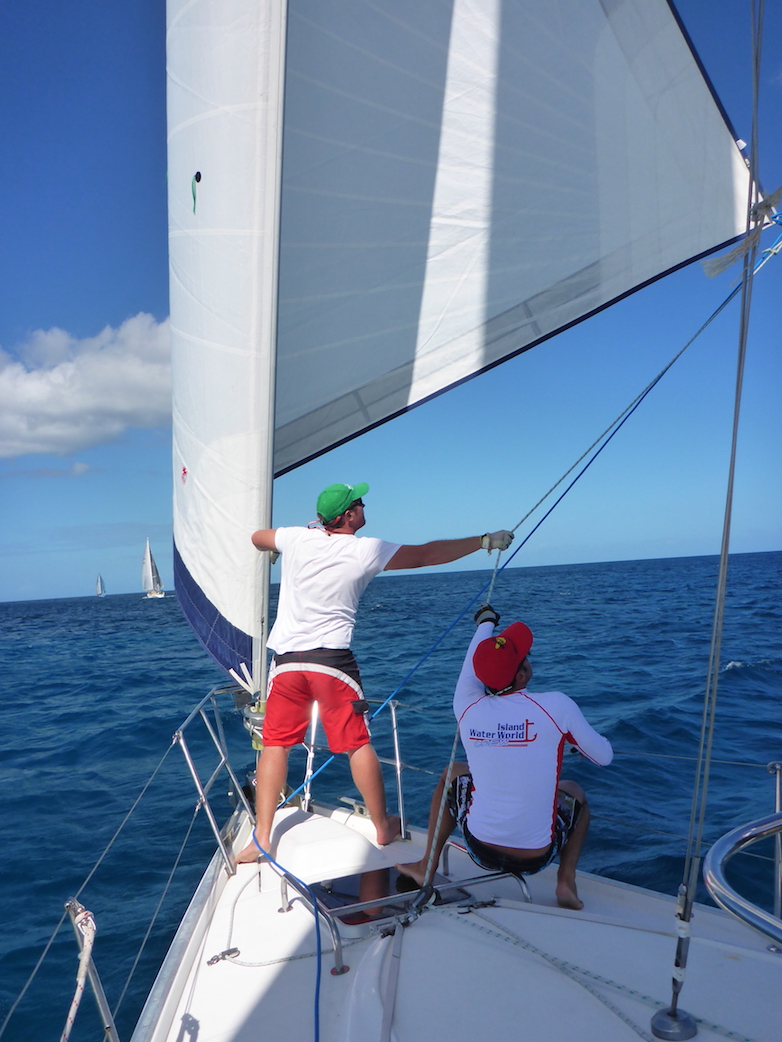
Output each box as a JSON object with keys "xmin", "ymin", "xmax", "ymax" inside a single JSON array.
[{"xmin": 452, "ymin": 622, "xmax": 613, "ymax": 848}]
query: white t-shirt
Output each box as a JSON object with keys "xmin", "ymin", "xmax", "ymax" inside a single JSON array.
[
  {"xmin": 267, "ymin": 527, "xmax": 401, "ymax": 654},
  {"xmin": 453, "ymin": 622, "xmax": 613, "ymax": 848}
]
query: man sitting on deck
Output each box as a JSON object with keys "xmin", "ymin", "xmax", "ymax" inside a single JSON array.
[
  {"xmin": 237, "ymin": 483, "xmax": 514, "ymax": 863},
  {"xmin": 396, "ymin": 607, "xmax": 612, "ymax": 909}
]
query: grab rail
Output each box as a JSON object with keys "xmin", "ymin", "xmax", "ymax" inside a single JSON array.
[
  {"xmin": 278, "ymin": 871, "xmax": 349, "ymax": 974},
  {"xmin": 277, "ymin": 865, "xmax": 532, "ymax": 968},
  {"xmin": 702, "ymin": 810, "xmax": 782, "ymax": 948},
  {"xmin": 175, "ymin": 686, "xmax": 256, "ymax": 877}
]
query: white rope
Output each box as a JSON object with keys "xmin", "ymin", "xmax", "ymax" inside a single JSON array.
[
  {"xmin": 450, "ymin": 908, "xmax": 761, "ymax": 1042},
  {"xmin": 60, "ymin": 909, "xmax": 96, "ymax": 1042},
  {"xmin": 443, "ymin": 906, "xmax": 657, "ymax": 1041}
]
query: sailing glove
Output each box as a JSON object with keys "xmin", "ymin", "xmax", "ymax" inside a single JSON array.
[
  {"xmin": 474, "ymin": 604, "xmax": 500, "ymax": 627},
  {"xmin": 480, "ymin": 530, "xmax": 514, "ymax": 552}
]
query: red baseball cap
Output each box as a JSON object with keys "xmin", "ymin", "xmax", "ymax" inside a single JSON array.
[{"xmin": 472, "ymin": 621, "xmax": 533, "ymax": 693}]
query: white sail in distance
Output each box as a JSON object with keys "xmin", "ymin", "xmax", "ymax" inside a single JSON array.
[
  {"xmin": 167, "ymin": 0, "xmax": 751, "ymax": 677},
  {"xmin": 142, "ymin": 539, "xmax": 164, "ymax": 598}
]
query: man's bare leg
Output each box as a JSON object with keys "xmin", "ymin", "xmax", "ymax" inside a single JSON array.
[
  {"xmin": 554, "ymin": 779, "xmax": 589, "ymax": 910},
  {"xmin": 346, "ymin": 744, "xmax": 400, "ymax": 845},
  {"xmin": 395, "ymin": 762, "xmax": 469, "ymax": 886},
  {"xmin": 357, "ymin": 867, "xmax": 391, "ymax": 917},
  {"xmin": 236, "ymin": 745, "xmax": 292, "ymax": 863}
]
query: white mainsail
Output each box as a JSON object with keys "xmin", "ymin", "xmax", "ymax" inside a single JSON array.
[
  {"xmin": 167, "ymin": 0, "xmax": 751, "ymax": 679},
  {"xmin": 96, "ymin": 574, "xmax": 106, "ymax": 598}
]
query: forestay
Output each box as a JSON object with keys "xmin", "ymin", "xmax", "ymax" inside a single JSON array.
[{"xmin": 167, "ymin": 0, "xmax": 751, "ymax": 678}]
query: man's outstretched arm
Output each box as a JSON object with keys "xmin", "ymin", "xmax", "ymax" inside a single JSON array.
[
  {"xmin": 252, "ymin": 529, "xmax": 278, "ymax": 551},
  {"xmin": 385, "ymin": 531, "xmax": 513, "ymax": 570}
]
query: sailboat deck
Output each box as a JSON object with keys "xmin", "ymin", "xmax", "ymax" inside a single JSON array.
[{"xmin": 133, "ymin": 806, "xmax": 779, "ymax": 1042}]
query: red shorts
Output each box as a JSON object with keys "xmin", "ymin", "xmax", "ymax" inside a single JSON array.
[{"xmin": 262, "ymin": 653, "xmax": 371, "ymax": 754}]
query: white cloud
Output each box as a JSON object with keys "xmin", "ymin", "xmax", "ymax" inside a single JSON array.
[{"xmin": 0, "ymin": 314, "xmax": 171, "ymax": 458}]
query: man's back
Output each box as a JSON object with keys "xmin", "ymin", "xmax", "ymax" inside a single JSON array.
[
  {"xmin": 453, "ymin": 621, "xmax": 612, "ymax": 848},
  {"xmin": 268, "ymin": 526, "xmax": 399, "ymax": 653}
]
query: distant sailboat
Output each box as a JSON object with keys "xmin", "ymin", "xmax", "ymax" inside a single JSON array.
[
  {"xmin": 95, "ymin": 574, "xmax": 106, "ymax": 598},
  {"xmin": 141, "ymin": 539, "xmax": 165, "ymax": 599}
]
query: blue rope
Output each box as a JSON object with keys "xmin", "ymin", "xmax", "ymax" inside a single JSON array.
[{"xmin": 251, "ymin": 834, "xmax": 322, "ymax": 1042}]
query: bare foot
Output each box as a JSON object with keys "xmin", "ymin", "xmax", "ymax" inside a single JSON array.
[
  {"xmin": 394, "ymin": 860, "xmax": 429, "ymax": 888},
  {"xmin": 375, "ymin": 814, "xmax": 401, "ymax": 846},
  {"xmin": 235, "ymin": 833, "xmax": 270, "ymax": 864},
  {"xmin": 555, "ymin": 881, "xmax": 584, "ymax": 910}
]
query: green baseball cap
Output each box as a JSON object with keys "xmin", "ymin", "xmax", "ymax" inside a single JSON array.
[{"xmin": 316, "ymin": 482, "xmax": 369, "ymax": 524}]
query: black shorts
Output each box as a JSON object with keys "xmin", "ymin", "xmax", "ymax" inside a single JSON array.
[{"xmin": 447, "ymin": 773, "xmax": 583, "ymax": 876}]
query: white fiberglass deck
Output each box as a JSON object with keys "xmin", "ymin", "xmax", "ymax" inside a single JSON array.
[{"xmin": 133, "ymin": 806, "xmax": 780, "ymax": 1042}]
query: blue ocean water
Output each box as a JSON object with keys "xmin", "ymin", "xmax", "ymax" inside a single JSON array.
[{"xmin": 0, "ymin": 551, "xmax": 780, "ymax": 1040}]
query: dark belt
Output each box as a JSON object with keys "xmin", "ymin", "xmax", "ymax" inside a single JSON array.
[{"xmin": 272, "ymin": 647, "xmax": 362, "ymax": 688}]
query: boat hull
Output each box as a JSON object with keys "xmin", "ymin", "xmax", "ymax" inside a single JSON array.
[{"xmin": 131, "ymin": 804, "xmax": 779, "ymax": 1042}]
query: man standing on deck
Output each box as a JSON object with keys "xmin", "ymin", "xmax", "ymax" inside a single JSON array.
[
  {"xmin": 396, "ymin": 608, "xmax": 612, "ymax": 909},
  {"xmin": 236, "ymin": 482, "xmax": 514, "ymax": 862}
]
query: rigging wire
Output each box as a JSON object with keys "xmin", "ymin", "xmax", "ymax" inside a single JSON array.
[
  {"xmin": 0, "ymin": 741, "xmax": 177, "ymax": 1042},
  {"xmin": 484, "ymin": 220, "xmax": 782, "ymax": 602},
  {"xmin": 112, "ymin": 806, "xmax": 201, "ymax": 1020},
  {"xmin": 279, "ymin": 218, "xmax": 781, "ymax": 810},
  {"xmin": 681, "ymin": 0, "xmax": 765, "ymax": 897},
  {"xmin": 655, "ymin": 1, "xmax": 768, "ymax": 1031}
]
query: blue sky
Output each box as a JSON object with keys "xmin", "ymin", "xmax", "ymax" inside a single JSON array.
[{"xmin": 0, "ymin": 0, "xmax": 780, "ymax": 603}]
